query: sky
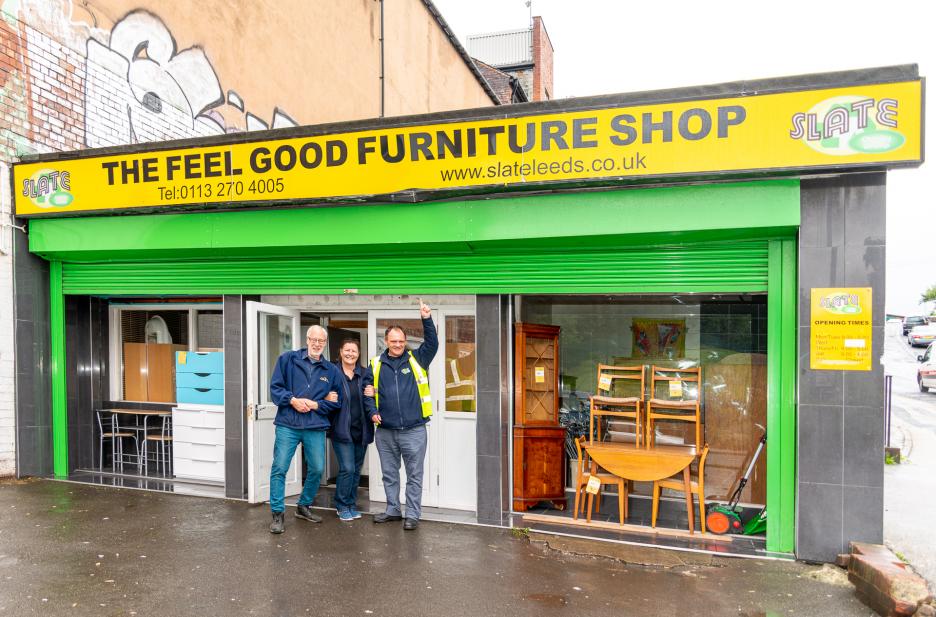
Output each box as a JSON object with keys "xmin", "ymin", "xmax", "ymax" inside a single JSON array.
[{"xmin": 432, "ymin": 0, "xmax": 934, "ymax": 316}]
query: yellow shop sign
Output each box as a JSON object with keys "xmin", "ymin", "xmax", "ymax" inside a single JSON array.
[
  {"xmin": 13, "ymin": 80, "xmax": 923, "ymax": 217},
  {"xmin": 810, "ymin": 288, "xmax": 873, "ymax": 371}
]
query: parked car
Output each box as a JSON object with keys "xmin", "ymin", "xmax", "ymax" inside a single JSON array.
[
  {"xmin": 902, "ymin": 315, "xmax": 929, "ymax": 335},
  {"xmin": 908, "ymin": 324, "xmax": 936, "ymax": 347},
  {"xmin": 918, "ymin": 343, "xmax": 936, "ymax": 393}
]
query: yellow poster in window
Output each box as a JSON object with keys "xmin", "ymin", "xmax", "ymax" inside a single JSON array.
[
  {"xmin": 810, "ymin": 288, "xmax": 872, "ymax": 371},
  {"xmin": 534, "ymin": 366, "xmax": 546, "ymax": 384}
]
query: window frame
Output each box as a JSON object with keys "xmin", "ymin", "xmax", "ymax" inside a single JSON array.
[{"xmin": 108, "ymin": 302, "xmax": 224, "ymax": 401}]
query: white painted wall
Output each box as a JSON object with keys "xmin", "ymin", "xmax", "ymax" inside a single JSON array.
[{"xmin": 0, "ymin": 163, "xmax": 15, "ymax": 476}]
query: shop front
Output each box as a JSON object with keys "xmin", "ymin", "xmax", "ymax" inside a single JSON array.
[{"xmin": 12, "ymin": 66, "xmax": 923, "ymax": 561}]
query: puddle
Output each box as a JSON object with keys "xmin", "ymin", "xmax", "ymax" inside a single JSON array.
[{"xmin": 523, "ymin": 592, "xmax": 569, "ymax": 607}]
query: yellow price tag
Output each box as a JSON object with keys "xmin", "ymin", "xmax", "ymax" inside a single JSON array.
[
  {"xmin": 178, "ymin": 351, "xmax": 187, "ymax": 365},
  {"xmin": 586, "ymin": 475, "xmax": 601, "ymax": 495},
  {"xmin": 669, "ymin": 381, "xmax": 683, "ymax": 398},
  {"xmin": 534, "ymin": 366, "xmax": 545, "ymax": 384},
  {"xmin": 598, "ymin": 374, "xmax": 612, "ymax": 391}
]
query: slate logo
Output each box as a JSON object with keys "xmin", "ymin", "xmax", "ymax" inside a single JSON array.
[
  {"xmin": 789, "ymin": 96, "xmax": 904, "ymax": 156},
  {"xmin": 22, "ymin": 169, "xmax": 74, "ymax": 208},
  {"xmin": 820, "ymin": 292, "xmax": 862, "ymax": 315}
]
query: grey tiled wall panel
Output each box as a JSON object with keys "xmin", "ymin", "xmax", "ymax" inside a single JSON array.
[
  {"xmin": 475, "ymin": 295, "xmax": 511, "ymax": 525},
  {"xmin": 13, "ymin": 221, "xmax": 53, "ymax": 477},
  {"xmin": 797, "ymin": 173, "xmax": 886, "ymax": 562}
]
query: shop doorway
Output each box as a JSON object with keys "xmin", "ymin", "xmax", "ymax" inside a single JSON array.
[{"xmin": 245, "ymin": 298, "xmax": 477, "ymax": 512}]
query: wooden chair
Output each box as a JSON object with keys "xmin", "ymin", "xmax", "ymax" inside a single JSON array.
[
  {"xmin": 645, "ymin": 365, "xmax": 702, "ymax": 449},
  {"xmin": 651, "ymin": 443, "xmax": 710, "ymax": 533},
  {"xmin": 573, "ymin": 436, "xmax": 629, "ymax": 524},
  {"xmin": 589, "ymin": 364, "xmax": 645, "ymax": 446}
]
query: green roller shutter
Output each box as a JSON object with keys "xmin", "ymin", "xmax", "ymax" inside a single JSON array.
[{"xmin": 61, "ymin": 240, "xmax": 769, "ymax": 295}]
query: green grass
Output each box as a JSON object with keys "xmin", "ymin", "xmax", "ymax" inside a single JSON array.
[{"xmin": 510, "ymin": 527, "xmax": 531, "ymax": 539}]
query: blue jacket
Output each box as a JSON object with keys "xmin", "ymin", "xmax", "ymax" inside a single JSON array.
[
  {"xmin": 270, "ymin": 349, "xmax": 343, "ymax": 430},
  {"xmin": 363, "ymin": 317, "xmax": 438, "ymax": 430},
  {"xmin": 329, "ymin": 363, "xmax": 374, "ymax": 445}
]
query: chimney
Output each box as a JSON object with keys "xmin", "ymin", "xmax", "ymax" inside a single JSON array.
[
  {"xmin": 465, "ymin": 17, "xmax": 555, "ymax": 103},
  {"xmin": 531, "ymin": 16, "xmax": 553, "ymax": 101}
]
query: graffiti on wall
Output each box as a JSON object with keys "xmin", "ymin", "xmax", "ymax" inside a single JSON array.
[
  {"xmin": 8, "ymin": 1, "xmax": 297, "ymax": 150},
  {"xmin": 86, "ymin": 9, "xmax": 297, "ymax": 147}
]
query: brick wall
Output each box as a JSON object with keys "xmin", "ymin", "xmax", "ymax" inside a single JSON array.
[
  {"xmin": 0, "ymin": 162, "xmax": 12, "ymax": 476},
  {"xmin": 1, "ymin": 9, "xmax": 88, "ymax": 476},
  {"xmin": 531, "ymin": 16, "xmax": 554, "ymax": 101}
]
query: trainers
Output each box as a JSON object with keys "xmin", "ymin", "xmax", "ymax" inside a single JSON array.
[
  {"xmin": 338, "ymin": 509, "xmax": 354, "ymax": 522},
  {"xmin": 295, "ymin": 505, "xmax": 322, "ymax": 523},
  {"xmin": 373, "ymin": 512, "xmax": 403, "ymax": 524},
  {"xmin": 349, "ymin": 508, "xmax": 362, "ymax": 520},
  {"xmin": 270, "ymin": 511, "xmax": 285, "ymax": 534}
]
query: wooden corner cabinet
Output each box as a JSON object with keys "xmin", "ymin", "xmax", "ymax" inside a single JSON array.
[{"xmin": 512, "ymin": 323, "xmax": 567, "ymax": 512}]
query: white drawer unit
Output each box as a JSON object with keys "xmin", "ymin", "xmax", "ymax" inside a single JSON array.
[
  {"xmin": 174, "ymin": 424, "xmax": 225, "ymax": 447},
  {"xmin": 173, "ymin": 457, "xmax": 226, "ymax": 483},
  {"xmin": 172, "ymin": 406, "xmax": 225, "ymax": 483},
  {"xmin": 173, "ymin": 404, "xmax": 226, "ymax": 428},
  {"xmin": 174, "ymin": 441, "xmax": 225, "ymax": 461}
]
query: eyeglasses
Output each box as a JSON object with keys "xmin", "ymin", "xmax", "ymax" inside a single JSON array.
[{"xmin": 307, "ymin": 337, "xmax": 327, "ymax": 344}]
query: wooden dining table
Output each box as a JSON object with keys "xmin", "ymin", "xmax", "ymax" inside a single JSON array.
[{"xmin": 583, "ymin": 441, "xmax": 698, "ymax": 533}]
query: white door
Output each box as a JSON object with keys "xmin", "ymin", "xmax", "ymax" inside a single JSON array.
[
  {"xmin": 437, "ymin": 311, "xmax": 478, "ymax": 511},
  {"xmin": 246, "ymin": 301, "xmax": 302, "ymax": 504},
  {"xmin": 367, "ymin": 310, "xmax": 443, "ymax": 508},
  {"xmin": 366, "ymin": 308, "xmax": 477, "ymax": 512}
]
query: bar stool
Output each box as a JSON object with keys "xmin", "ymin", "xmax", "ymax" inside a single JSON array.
[
  {"xmin": 96, "ymin": 411, "xmax": 137, "ymax": 473},
  {"xmin": 142, "ymin": 416, "xmax": 173, "ymax": 477}
]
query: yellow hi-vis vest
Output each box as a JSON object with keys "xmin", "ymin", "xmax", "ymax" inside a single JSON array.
[{"xmin": 370, "ymin": 354, "xmax": 433, "ymax": 418}]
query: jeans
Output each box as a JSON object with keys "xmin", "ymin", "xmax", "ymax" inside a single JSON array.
[
  {"xmin": 333, "ymin": 440, "xmax": 367, "ymax": 511},
  {"xmin": 270, "ymin": 425, "xmax": 326, "ymax": 513},
  {"xmin": 374, "ymin": 424, "xmax": 427, "ymax": 520}
]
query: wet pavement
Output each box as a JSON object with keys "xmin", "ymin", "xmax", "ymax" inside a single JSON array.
[
  {"xmin": 883, "ymin": 321, "xmax": 936, "ymax": 588},
  {"xmin": 0, "ymin": 479, "xmax": 874, "ymax": 617}
]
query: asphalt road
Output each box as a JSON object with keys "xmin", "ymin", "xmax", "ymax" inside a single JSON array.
[{"xmin": 882, "ymin": 320, "xmax": 936, "ymax": 588}]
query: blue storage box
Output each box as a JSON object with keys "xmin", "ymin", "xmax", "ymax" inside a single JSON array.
[
  {"xmin": 176, "ymin": 386, "xmax": 224, "ymax": 406},
  {"xmin": 176, "ymin": 372, "xmax": 224, "ymax": 390},
  {"xmin": 176, "ymin": 351, "xmax": 224, "ymax": 374}
]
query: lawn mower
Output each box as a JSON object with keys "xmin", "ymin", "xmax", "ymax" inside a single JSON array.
[{"xmin": 705, "ymin": 431, "xmax": 767, "ymax": 535}]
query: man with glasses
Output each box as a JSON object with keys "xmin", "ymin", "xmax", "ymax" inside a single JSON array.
[
  {"xmin": 268, "ymin": 325, "xmax": 343, "ymax": 534},
  {"xmin": 363, "ymin": 301, "xmax": 438, "ymax": 530}
]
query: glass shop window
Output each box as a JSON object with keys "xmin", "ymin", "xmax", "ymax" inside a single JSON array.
[
  {"xmin": 444, "ymin": 315, "xmax": 476, "ymax": 413},
  {"xmin": 520, "ymin": 294, "xmax": 767, "ymax": 507},
  {"xmin": 116, "ymin": 306, "xmax": 224, "ymax": 403}
]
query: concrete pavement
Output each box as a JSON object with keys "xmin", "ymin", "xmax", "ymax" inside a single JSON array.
[
  {"xmin": 0, "ymin": 479, "xmax": 875, "ymax": 617},
  {"xmin": 883, "ymin": 320, "xmax": 936, "ymax": 590}
]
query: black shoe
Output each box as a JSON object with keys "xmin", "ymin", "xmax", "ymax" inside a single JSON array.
[
  {"xmin": 295, "ymin": 505, "xmax": 322, "ymax": 523},
  {"xmin": 403, "ymin": 518, "xmax": 419, "ymax": 531},
  {"xmin": 270, "ymin": 512, "xmax": 285, "ymax": 534},
  {"xmin": 373, "ymin": 512, "xmax": 403, "ymax": 524}
]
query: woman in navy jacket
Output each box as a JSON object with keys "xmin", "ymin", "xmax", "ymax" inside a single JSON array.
[{"xmin": 330, "ymin": 338, "xmax": 374, "ymax": 521}]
